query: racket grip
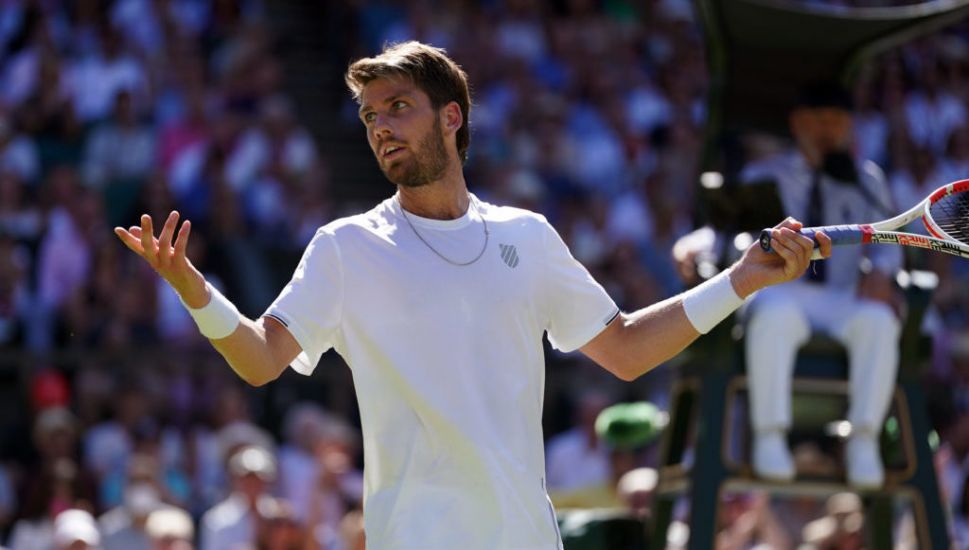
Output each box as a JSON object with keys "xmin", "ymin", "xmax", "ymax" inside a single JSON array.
[
  {"xmin": 759, "ymin": 225, "xmax": 866, "ymax": 258},
  {"xmin": 759, "ymin": 228, "xmax": 824, "ymax": 260}
]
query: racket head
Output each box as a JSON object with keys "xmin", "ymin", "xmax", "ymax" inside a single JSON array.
[{"xmin": 923, "ymin": 179, "xmax": 969, "ymax": 246}]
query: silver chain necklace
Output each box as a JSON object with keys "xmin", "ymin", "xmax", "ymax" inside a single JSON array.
[{"xmin": 397, "ymin": 195, "xmax": 490, "ymax": 266}]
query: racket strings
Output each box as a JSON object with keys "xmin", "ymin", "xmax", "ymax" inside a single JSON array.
[{"xmin": 930, "ymin": 191, "xmax": 969, "ymax": 245}]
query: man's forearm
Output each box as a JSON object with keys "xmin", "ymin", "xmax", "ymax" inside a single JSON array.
[
  {"xmin": 208, "ymin": 317, "xmax": 293, "ymax": 387},
  {"xmin": 582, "ymin": 266, "xmax": 750, "ymax": 381},
  {"xmin": 584, "ymin": 221, "xmax": 825, "ymax": 382},
  {"xmin": 614, "ymin": 266, "xmax": 754, "ymax": 379},
  {"xmin": 581, "ymin": 293, "xmax": 702, "ymax": 381},
  {"xmin": 177, "ymin": 280, "xmax": 298, "ymax": 386},
  {"xmin": 612, "ymin": 296, "xmax": 702, "ymax": 380}
]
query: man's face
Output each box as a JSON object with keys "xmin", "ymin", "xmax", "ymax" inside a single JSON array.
[
  {"xmin": 359, "ymin": 76, "xmax": 450, "ymax": 188},
  {"xmin": 236, "ymin": 472, "xmax": 270, "ymax": 501},
  {"xmin": 790, "ymin": 106, "xmax": 853, "ymax": 153}
]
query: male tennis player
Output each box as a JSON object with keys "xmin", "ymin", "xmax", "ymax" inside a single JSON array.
[{"xmin": 115, "ymin": 41, "xmax": 830, "ymax": 549}]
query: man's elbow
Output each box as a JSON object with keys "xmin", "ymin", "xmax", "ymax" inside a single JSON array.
[
  {"xmin": 614, "ymin": 369, "xmax": 640, "ymax": 382},
  {"xmin": 238, "ymin": 364, "xmax": 285, "ymax": 387},
  {"xmin": 585, "ymin": 338, "xmax": 649, "ymax": 382},
  {"xmin": 608, "ymin": 359, "xmax": 647, "ymax": 382},
  {"xmin": 243, "ymin": 374, "xmax": 273, "ymax": 387}
]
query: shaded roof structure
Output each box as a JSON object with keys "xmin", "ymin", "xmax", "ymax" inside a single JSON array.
[
  {"xmin": 695, "ymin": 0, "xmax": 969, "ymax": 138},
  {"xmin": 692, "ymin": 0, "xmax": 969, "ymax": 229}
]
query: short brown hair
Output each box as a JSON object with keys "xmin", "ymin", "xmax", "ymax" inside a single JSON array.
[{"xmin": 346, "ymin": 41, "xmax": 472, "ymax": 163}]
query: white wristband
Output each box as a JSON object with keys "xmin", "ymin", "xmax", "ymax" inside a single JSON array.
[
  {"xmin": 181, "ymin": 282, "xmax": 241, "ymax": 340},
  {"xmin": 681, "ymin": 270, "xmax": 745, "ymax": 334}
]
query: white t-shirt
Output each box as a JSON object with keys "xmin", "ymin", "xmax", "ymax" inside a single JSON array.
[{"xmin": 265, "ymin": 194, "xmax": 619, "ymax": 550}]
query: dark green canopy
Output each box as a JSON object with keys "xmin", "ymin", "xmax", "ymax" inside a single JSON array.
[
  {"xmin": 695, "ymin": 0, "xmax": 969, "ymax": 138},
  {"xmin": 692, "ymin": 0, "xmax": 969, "ymax": 229}
]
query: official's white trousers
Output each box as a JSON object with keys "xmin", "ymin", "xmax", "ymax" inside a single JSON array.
[{"xmin": 744, "ymin": 282, "xmax": 900, "ymax": 434}]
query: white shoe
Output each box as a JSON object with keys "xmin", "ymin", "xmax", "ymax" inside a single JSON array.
[
  {"xmin": 846, "ymin": 434, "xmax": 884, "ymax": 489},
  {"xmin": 753, "ymin": 431, "xmax": 795, "ymax": 481}
]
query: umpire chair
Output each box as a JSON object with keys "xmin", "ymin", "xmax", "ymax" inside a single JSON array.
[{"xmin": 648, "ymin": 266, "xmax": 947, "ymax": 548}]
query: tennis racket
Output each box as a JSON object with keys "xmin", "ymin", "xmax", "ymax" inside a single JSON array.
[{"xmin": 759, "ymin": 179, "xmax": 969, "ymax": 260}]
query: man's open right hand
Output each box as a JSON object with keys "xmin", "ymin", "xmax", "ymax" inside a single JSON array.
[{"xmin": 114, "ymin": 211, "xmax": 209, "ymax": 308}]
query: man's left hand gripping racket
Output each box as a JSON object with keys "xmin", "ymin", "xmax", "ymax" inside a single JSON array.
[{"xmin": 760, "ymin": 179, "xmax": 969, "ymax": 260}]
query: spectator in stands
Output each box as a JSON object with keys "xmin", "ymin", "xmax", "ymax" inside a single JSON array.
[
  {"xmin": 800, "ymin": 492, "xmax": 865, "ymax": 550},
  {"xmin": 285, "ymin": 166, "xmax": 332, "ymax": 247},
  {"xmin": 110, "ymin": 0, "xmax": 169, "ymax": 61},
  {"xmin": 236, "ymin": 95, "xmax": 319, "ymax": 236},
  {"xmin": 716, "ymin": 492, "xmax": 791, "ymax": 550},
  {"xmin": 937, "ymin": 124, "xmax": 969, "ymax": 186},
  {"xmin": 255, "ymin": 500, "xmax": 312, "ymax": 550},
  {"xmin": 168, "ymin": 102, "xmax": 247, "ymax": 228},
  {"xmin": 545, "ymin": 390, "xmax": 611, "ymax": 496},
  {"xmin": 305, "ymin": 421, "xmax": 363, "ymax": 549},
  {"xmin": 0, "ymin": 231, "xmax": 30, "ymax": 349},
  {"xmin": 82, "ymin": 384, "xmax": 151, "ymax": 488},
  {"xmin": 0, "ymin": 169, "xmax": 43, "ymax": 242},
  {"xmin": 65, "ymin": 24, "xmax": 148, "ymax": 124},
  {"xmin": 950, "ymin": 471, "xmax": 969, "ymax": 549},
  {"xmin": 99, "ymin": 449, "xmax": 189, "ymax": 521},
  {"xmin": 852, "ymin": 77, "xmax": 889, "ymax": 168},
  {"xmin": 8, "ymin": 407, "xmax": 98, "ymax": 549},
  {"xmin": 0, "ymin": 5, "xmax": 59, "ymax": 108},
  {"xmin": 18, "ymin": 47, "xmax": 84, "ymax": 171},
  {"xmin": 189, "ymin": 381, "xmax": 273, "ymax": 516},
  {"xmin": 890, "ymin": 145, "xmax": 938, "ymax": 219},
  {"xmin": 61, "ymin": 238, "xmax": 158, "ymax": 351},
  {"xmin": 339, "ymin": 510, "xmax": 366, "ymax": 550},
  {"xmin": 932, "ymin": 372, "xmax": 969, "ymax": 513},
  {"xmin": 145, "ymin": 506, "xmax": 195, "ymax": 550},
  {"xmin": 616, "ymin": 467, "xmax": 658, "ymax": 519},
  {"xmin": 551, "ymin": 401, "xmax": 665, "ymax": 508},
  {"xmin": 32, "ymin": 168, "xmax": 98, "ymax": 347},
  {"xmin": 82, "ymin": 89, "xmax": 156, "ymax": 220},
  {"xmin": 0, "ymin": 117, "xmax": 39, "ymax": 185},
  {"xmin": 904, "ymin": 55, "xmax": 966, "ymax": 156},
  {"xmin": 52, "ymin": 508, "xmax": 101, "ymax": 550},
  {"xmin": 157, "ymin": 86, "xmax": 210, "ymax": 171},
  {"xmin": 278, "ymin": 403, "xmax": 328, "ymax": 521},
  {"xmin": 99, "ymin": 480, "xmax": 161, "ymax": 550},
  {"xmin": 9, "ymin": 456, "xmax": 95, "ymax": 549},
  {"xmin": 200, "ymin": 445, "xmax": 280, "ymax": 550}
]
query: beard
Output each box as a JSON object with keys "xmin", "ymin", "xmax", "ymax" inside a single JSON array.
[{"xmin": 379, "ymin": 116, "xmax": 449, "ymax": 188}]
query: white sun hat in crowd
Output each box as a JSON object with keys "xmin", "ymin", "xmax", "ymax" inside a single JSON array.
[
  {"xmin": 145, "ymin": 506, "xmax": 195, "ymax": 542},
  {"xmin": 53, "ymin": 509, "xmax": 101, "ymax": 548}
]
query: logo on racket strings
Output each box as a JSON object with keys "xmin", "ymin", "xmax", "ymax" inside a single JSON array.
[{"xmin": 499, "ymin": 244, "xmax": 520, "ymax": 268}]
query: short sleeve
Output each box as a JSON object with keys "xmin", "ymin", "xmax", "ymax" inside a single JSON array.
[
  {"xmin": 540, "ymin": 218, "xmax": 620, "ymax": 352},
  {"xmin": 263, "ymin": 228, "xmax": 343, "ymax": 375}
]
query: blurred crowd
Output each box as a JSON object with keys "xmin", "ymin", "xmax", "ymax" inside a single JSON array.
[{"xmin": 0, "ymin": 0, "xmax": 967, "ymax": 548}]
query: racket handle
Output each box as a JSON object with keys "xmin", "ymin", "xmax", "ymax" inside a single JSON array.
[{"xmin": 759, "ymin": 224, "xmax": 867, "ymax": 258}]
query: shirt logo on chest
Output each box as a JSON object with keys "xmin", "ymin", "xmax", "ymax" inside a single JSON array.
[{"xmin": 499, "ymin": 244, "xmax": 520, "ymax": 268}]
